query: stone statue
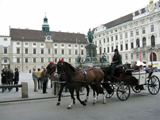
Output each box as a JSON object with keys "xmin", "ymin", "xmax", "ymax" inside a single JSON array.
[
  {"xmin": 77, "ymin": 54, "xmax": 81, "ymax": 63},
  {"xmin": 85, "ymin": 52, "xmax": 91, "ymax": 62},
  {"xmin": 101, "ymin": 53, "xmax": 108, "ymax": 62},
  {"xmin": 87, "ymin": 29, "xmax": 93, "ymax": 43}
]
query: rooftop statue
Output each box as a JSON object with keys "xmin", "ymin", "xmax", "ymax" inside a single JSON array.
[
  {"xmin": 101, "ymin": 53, "xmax": 108, "ymax": 62},
  {"xmin": 85, "ymin": 52, "xmax": 91, "ymax": 62},
  {"xmin": 77, "ymin": 54, "xmax": 81, "ymax": 63},
  {"xmin": 87, "ymin": 29, "xmax": 93, "ymax": 44}
]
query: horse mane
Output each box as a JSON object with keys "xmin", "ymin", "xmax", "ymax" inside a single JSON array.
[{"xmin": 63, "ymin": 62, "xmax": 76, "ymax": 72}]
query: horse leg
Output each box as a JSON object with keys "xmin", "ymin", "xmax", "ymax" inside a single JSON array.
[
  {"xmin": 84, "ymin": 86, "xmax": 89, "ymax": 102},
  {"xmin": 67, "ymin": 88, "xmax": 74, "ymax": 109},
  {"xmin": 76, "ymin": 87, "xmax": 86, "ymax": 106},
  {"xmin": 102, "ymin": 93, "xmax": 106, "ymax": 104},
  {"xmin": 57, "ymin": 84, "xmax": 64, "ymax": 106}
]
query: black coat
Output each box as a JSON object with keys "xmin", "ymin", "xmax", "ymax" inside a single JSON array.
[
  {"xmin": 1, "ymin": 71, "xmax": 8, "ymax": 84},
  {"xmin": 14, "ymin": 71, "xmax": 19, "ymax": 81},
  {"xmin": 112, "ymin": 53, "xmax": 122, "ymax": 65}
]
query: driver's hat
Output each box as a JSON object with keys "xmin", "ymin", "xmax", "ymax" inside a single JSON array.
[{"xmin": 114, "ymin": 49, "xmax": 118, "ymax": 52}]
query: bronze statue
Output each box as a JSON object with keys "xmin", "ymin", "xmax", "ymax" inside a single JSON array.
[
  {"xmin": 87, "ymin": 29, "xmax": 93, "ymax": 43},
  {"xmin": 85, "ymin": 52, "xmax": 91, "ymax": 62},
  {"xmin": 77, "ymin": 54, "xmax": 81, "ymax": 63},
  {"xmin": 101, "ymin": 53, "xmax": 108, "ymax": 62}
]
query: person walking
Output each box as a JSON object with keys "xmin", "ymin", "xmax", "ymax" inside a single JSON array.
[
  {"xmin": 1, "ymin": 68, "xmax": 8, "ymax": 93},
  {"xmin": 41, "ymin": 68, "xmax": 48, "ymax": 93},
  {"xmin": 36, "ymin": 68, "xmax": 42, "ymax": 89},
  {"xmin": 32, "ymin": 68, "xmax": 38, "ymax": 92},
  {"xmin": 9, "ymin": 69, "xmax": 14, "ymax": 91},
  {"xmin": 14, "ymin": 68, "xmax": 19, "ymax": 92}
]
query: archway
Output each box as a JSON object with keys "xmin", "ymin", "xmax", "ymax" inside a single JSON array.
[
  {"xmin": 151, "ymin": 35, "xmax": 155, "ymax": 47},
  {"xmin": 150, "ymin": 52, "xmax": 157, "ymax": 61},
  {"xmin": 1, "ymin": 57, "xmax": 10, "ymax": 69}
]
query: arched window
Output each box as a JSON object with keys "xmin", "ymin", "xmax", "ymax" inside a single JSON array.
[
  {"xmin": 136, "ymin": 39, "xmax": 140, "ymax": 47},
  {"xmin": 150, "ymin": 52, "xmax": 157, "ymax": 61},
  {"xmin": 151, "ymin": 35, "xmax": 155, "ymax": 47},
  {"xmin": 142, "ymin": 37, "xmax": 146, "ymax": 47}
]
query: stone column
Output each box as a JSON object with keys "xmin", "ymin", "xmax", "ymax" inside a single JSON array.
[{"xmin": 21, "ymin": 82, "xmax": 28, "ymax": 98}]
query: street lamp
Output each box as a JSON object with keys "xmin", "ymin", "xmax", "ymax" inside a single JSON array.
[{"xmin": 150, "ymin": 46, "xmax": 153, "ymax": 67}]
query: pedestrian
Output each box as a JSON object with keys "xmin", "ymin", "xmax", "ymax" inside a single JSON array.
[
  {"xmin": 9, "ymin": 69, "xmax": 14, "ymax": 91},
  {"xmin": 1, "ymin": 68, "xmax": 9, "ymax": 93},
  {"xmin": 32, "ymin": 68, "xmax": 38, "ymax": 92},
  {"xmin": 36, "ymin": 68, "xmax": 42, "ymax": 89},
  {"xmin": 14, "ymin": 68, "xmax": 19, "ymax": 92},
  {"xmin": 41, "ymin": 68, "xmax": 48, "ymax": 94}
]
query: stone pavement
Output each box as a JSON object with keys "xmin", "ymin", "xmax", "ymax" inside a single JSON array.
[{"xmin": 0, "ymin": 72, "xmax": 79, "ymax": 103}]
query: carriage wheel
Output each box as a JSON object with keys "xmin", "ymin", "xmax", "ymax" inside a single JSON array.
[
  {"xmin": 148, "ymin": 75, "xmax": 160, "ymax": 95},
  {"xmin": 104, "ymin": 84, "xmax": 114, "ymax": 98},
  {"xmin": 117, "ymin": 83, "xmax": 130, "ymax": 101},
  {"xmin": 132, "ymin": 86, "xmax": 141, "ymax": 93}
]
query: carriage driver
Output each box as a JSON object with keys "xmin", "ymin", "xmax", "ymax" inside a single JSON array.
[{"xmin": 110, "ymin": 49, "xmax": 122, "ymax": 75}]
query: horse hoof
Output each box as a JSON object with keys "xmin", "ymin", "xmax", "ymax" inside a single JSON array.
[
  {"xmin": 103, "ymin": 101, "xmax": 106, "ymax": 104},
  {"xmin": 73, "ymin": 101, "xmax": 75, "ymax": 104},
  {"xmin": 82, "ymin": 102, "xmax": 86, "ymax": 106},
  {"xmin": 84, "ymin": 99, "xmax": 87, "ymax": 102},
  {"xmin": 57, "ymin": 103, "xmax": 60, "ymax": 106},
  {"xmin": 67, "ymin": 106, "xmax": 72, "ymax": 109}
]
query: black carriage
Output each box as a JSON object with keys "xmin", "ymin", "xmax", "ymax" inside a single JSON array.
[{"xmin": 101, "ymin": 64, "xmax": 160, "ymax": 101}]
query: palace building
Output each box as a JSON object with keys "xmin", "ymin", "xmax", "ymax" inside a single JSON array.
[
  {"xmin": 93, "ymin": 0, "xmax": 160, "ymax": 64},
  {"xmin": 0, "ymin": 15, "xmax": 87, "ymax": 72}
]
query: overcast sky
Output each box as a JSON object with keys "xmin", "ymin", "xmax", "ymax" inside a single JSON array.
[{"xmin": 0, "ymin": 0, "xmax": 152, "ymax": 36}]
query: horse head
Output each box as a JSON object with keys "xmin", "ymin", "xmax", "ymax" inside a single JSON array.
[{"xmin": 46, "ymin": 61, "xmax": 56, "ymax": 75}]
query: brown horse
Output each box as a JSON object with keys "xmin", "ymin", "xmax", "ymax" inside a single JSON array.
[
  {"xmin": 57, "ymin": 59, "xmax": 106, "ymax": 108},
  {"xmin": 46, "ymin": 62, "xmax": 90, "ymax": 109}
]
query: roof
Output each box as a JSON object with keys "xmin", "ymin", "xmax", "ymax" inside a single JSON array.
[
  {"xmin": 10, "ymin": 28, "xmax": 87, "ymax": 44},
  {"xmin": 0, "ymin": 35, "xmax": 10, "ymax": 37}
]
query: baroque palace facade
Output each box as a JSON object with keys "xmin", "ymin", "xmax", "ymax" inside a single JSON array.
[
  {"xmin": 0, "ymin": 16, "xmax": 87, "ymax": 72},
  {"xmin": 93, "ymin": 0, "xmax": 160, "ymax": 64}
]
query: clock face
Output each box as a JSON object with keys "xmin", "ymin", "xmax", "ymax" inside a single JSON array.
[{"xmin": 47, "ymin": 36, "xmax": 50, "ymax": 40}]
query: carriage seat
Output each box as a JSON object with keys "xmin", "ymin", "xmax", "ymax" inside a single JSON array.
[{"xmin": 115, "ymin": 65, "xmax": 123, "ymax": 69}]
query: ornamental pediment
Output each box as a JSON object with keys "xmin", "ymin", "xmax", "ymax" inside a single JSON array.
[{"xmin": 94, "ymin": 24, "xmax": 106, "ymax": 34}]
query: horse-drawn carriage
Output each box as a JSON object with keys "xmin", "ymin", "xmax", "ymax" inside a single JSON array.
[
  {"xmin": 46, "ymin": 60, "xmax": 160, "ymax": 109},
  {"xmin": 102, "ymin": 64, "xmax": 160, "ymax": 101}
]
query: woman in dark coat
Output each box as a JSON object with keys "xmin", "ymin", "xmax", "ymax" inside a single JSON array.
[
  {"xmin": 1, "ymin": 68, "xmax": 8, "ymax": 93},
  {"xmin": 14, "ymin": 68, "xmax": 19, "ymax": 92}
]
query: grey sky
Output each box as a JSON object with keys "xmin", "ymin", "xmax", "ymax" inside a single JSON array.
[{"xmin": 0, "ymin": 0, "xmax": 151, "ymax": 36}]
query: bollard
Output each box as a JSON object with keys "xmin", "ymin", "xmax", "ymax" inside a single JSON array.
[{"xmin": 21, "ymin": 82, "xmax": 28, "ymax": 98}]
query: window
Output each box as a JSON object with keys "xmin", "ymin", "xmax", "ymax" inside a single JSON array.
[
  {"xmin": 120, "ymin": 45, "xmax": 123, "ymax": 51},
  {"xmin": 125, "ymin": 44, "xmax": 128, "ymax": 50},
  {"xmin": 61, "ymin": 44, "xmax": 64, "ymax": 47},
  {"xmin": 25, "ymin": 43, "xmax": 28, "ymax": 45},
  {"xmin": 69, "ymin": 50, "xmax": 71, "ymax": 55},
  {"xmin": 131, "ymin": 42, "xmax": 134, "ymax": 49},
  {"xmin": 41, "ymin": 58, "xmax": 44, "ymax": 63},
  {"xmin": 33, "ymin": 43, "xmax": 36, "ymax": 46},
  {"xmin": 68, "ymin": 45, "xmax": 71, "ymax": 47},
  {"xmin": 135, "ymin": 21, "xmax": 138, "ymax": 26},
  {"xmin": 99, "ymin": 40, "xmax": 101, "ymax": 45},
  {"xmin": 17, "ymin": 58, "xmax": 20, "ymax": 63},
  {"xmin": 131, "ymin": 53, "xmax": 133, "ymax": 59},
  {"xmin": 33, "ymin": 58, "xmax": 36, "ymax": 63},
  {"xmin": 55, "ymin": 58, "xmax": 57, "ymax": 63},
  {"xmin": 4, "ymin": 59, "xmax": 7, "ymax": 63},
  {"xmin": 104, "ymin": 48, "xmax": 106, "ymax": 53},
  {"xmin": 48, "ymin": 49, "xmax": 51, "ymax": 54},
  {"xmin": 151, "ymin": 35, "xmax": 155, "ymax": 47},
  {"xmin": 130, "ymin": 24, "xmax": 133, "ymax": 27},
  {"xmin": 107, "ymin": 47, "xmax": 110, "ymax": 53},
  {"xmin": 81, "ymin": 45, "xmax": 83, "ymax": 47},
  {"xmin": 4, "ymin": 47, "xmax": 7, "ymax": 54},
  {"xmin": 116, "ymin": 35, "xmax": 118, "ymax": 40},
  {"xmin": 136, "ymin": 52, "xmax": 139, "ymax": 59},
  {"xmin": 69, "ymin": 58, "xmax": 71, "ymax": 62},
  {"xmin": 120, "ymin": 34, "xmax": 123, "ymax": 39},
  {"xmin": 17, "ymin": 42, "xmax": 20, "ymax": 45},
  {"xmin": 103, "ymin": 39, "xmax": 105, "ymax": 43},
  {"xmin": 143, "ymin": 52, "xmax": 145, "ymax": 58},
  {"xmin": 75, "ymin": 50, "xmax": 78, "ymax": 55},
  {"xmin": 41, "ymin": 49, "xmax": 44, "ymax": 54},
  {"xmin": 136, "ymin": 29, "xmax": 139, "ymax": 35},
  {"xmin": 55, "ymin": 49, "xmax": 57, "ymax": 54},
  {"xmin": 125, "ymin": 54, "xmax": 128, "ymax": 60},
  {"xmin": 125, "ymin": 32, "xmax": 128, "ymax": 38},
  {"xmin": 95, "ymin": 41, "xmax": 97, "ymax": 45},
  {"xmin": 116, "ymin": 45, "xmax": 118, "ymax": 50},
  {"xmin": 4, "ymin": 38, "xmax": 7, "ymax": 41},
  {"xmin": 33, "ymin": 48, "xmax": 36, "ymax": 54},
  {"xmin": 151, "ymin": 25, "xmax": 154, "ymax": 32},
  {"xmin": 111, "ymin": 36, "xmax": 113, "ymax": 41},
  {"xmin": 81, "ymin": 50, "xmax": 83, "ymax": 55},
  {"xmin": 142, "ymin": 27, "xmax": 145, "ymax": 34},
  {"xmin": 136, "ymin": 39, "xmax": 140, "ymax": 47},
  {"xmin": 41, "ymin": 43, "xmax": 44, "ymax": 46},
  {"xmin": 112, "ymin": 46, "xmax": 113, "ymax": 52},
  {"xmin": 130, "ymin": 31, "xmax": 133, "ymax": 37},
  {"xmin": 62, "ymin": 49, "xmax": 64, "ymax": 54},
  {"xmin": 107, "ymin": 38, "xmax": 109, "ymax": 42},
  {"xmin": 142, "ymin": 38, "xmax": 146, "ymax": 47},
  {"xmin": 17, "ymin": 48, "xmax": 20, "ymax": 54},
  {"xmin": 25, "ymin": 48, "xmax": 28, "ymax": 54},
  {"xmin": 150, "ymin": 17, "xmax": 153, "ymax": 21},
  {"xmin": 55, "ymin": 44, "xmax": 57, "ymax": 46},
  {"xmin": 25, "ymin": 58, "xmax": 28, "ymax": 63},
  {"xmin": 75, "ymin": 45, "xmax": 77, "ymax": 47}
]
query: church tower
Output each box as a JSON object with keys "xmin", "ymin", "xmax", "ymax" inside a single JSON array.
[{"xmin": 42, "ymin": 14, "xmax": 50, "ymax": 35}]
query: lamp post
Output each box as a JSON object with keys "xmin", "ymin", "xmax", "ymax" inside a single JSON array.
[{"xmin": 150, "ymin": 46, "xmax": 153, "ymax": 67}]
